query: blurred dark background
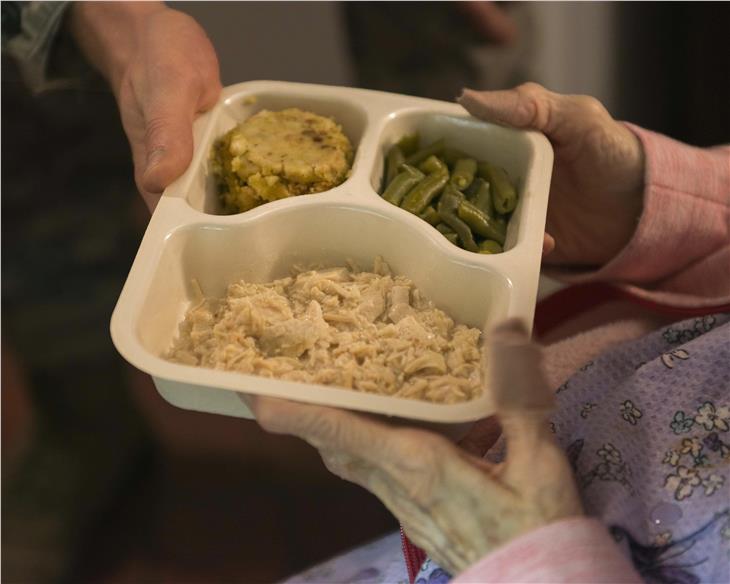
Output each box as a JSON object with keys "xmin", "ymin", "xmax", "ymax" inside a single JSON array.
[{"xmin": 2, "ymin": 2, "xmax": 729, "ymax": 583}]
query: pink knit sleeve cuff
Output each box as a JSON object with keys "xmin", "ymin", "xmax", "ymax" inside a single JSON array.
[
  {"xmin": 452, "ymin": 517, "xmax": 641, "ymax": 584},
  {"xmin": 547, "ymin": 125, "xmax": 730, "ymax": 307}
]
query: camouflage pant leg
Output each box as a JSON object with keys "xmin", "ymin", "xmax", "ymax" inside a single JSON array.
[{"xmin": 1, "ymin": 56, "xmax": 153, "ymax": 584}]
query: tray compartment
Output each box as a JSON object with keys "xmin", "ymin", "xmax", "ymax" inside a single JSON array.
[
  {"xmin": 186, "ymin": 87, "xmax": 370, "ymax": 215},
  {"xmin": 370, "ymin": 109, "xmax": 540, "ymax": 252},
  {"xmin": 135, "ymin": 202, "xmax": 513, "ymax": 360}
]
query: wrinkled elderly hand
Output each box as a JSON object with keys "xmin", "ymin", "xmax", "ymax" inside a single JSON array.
[
  {"xmin": 459, "ymin": 84, "xmax": 645, "ymax": 266},
  {"xmin": 244, "ymin": 319, "xmax": 582, "ymax": 575},
  {"xmin": 69, "ymin": 2, "xmax": 221, "ymax": 210}
]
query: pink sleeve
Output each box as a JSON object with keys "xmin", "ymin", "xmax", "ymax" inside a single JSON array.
[
  {"xmin": 548, "ymin": 125, "xmax": 730, "ymax": 309},
  {"xmin": 452, "ymin": 518, "xmax": 642, "ymax": 584}
]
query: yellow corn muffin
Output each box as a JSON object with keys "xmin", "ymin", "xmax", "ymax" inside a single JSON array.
[{"xmin": 211, "ymin": 108, "xmax": 353, "ymax": 213}]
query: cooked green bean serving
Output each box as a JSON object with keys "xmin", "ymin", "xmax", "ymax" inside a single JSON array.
[{"xmin": 379, "ymin": 133, "xmax": 518, "ymax": 254}]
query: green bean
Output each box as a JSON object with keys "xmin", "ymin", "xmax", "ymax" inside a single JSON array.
[
  {"xmin": 477, "ymin": 161, "xmax": 517, "ymax": 214},
  {"xmin": 450, "ymin": 158, "xmax": 477, "ymax": 191},
  {"xmin": 479, "ymin": 239, "xmax": 503, "ymax": 254},
  {"xmin": 419, "ymin": 206, "xmax": 440, "ymax": 226},
  {"xmin": 401, "ymin": 169, "xmax": 449, "ymax": 214},
  {"xmin": 405, "ymin": 138, "xmax": 446, "ymax": 166},
  {"xmin": 397, "ymin": 133, "xmax": 420, "ymax": 156},
  {"xmin": 442, "ymin": 147, "xmax": 469, "ymax": 166},
  {"xmin": 470, "ymin": 178, "xmax": 494, "ymax": 218},
  {"xmin": 437, "ymin": 186, "xmax": 478, "ymax": 252},
  {"xmin": 418, "ymin": 154, "xmax": 448, "ymax": 176},
  {"xmin": 463, "ymin": 178, "xmax": 481, "ymax": 199},
  {"xmin": 382, "ymin": 164, "xmax": 424, "ymax": 206},
  {"xmin": 457, "ymin": 199, "xmax": 506, "ymax": 245},
  {"xmin": 384, "ymin": 145, "xmax": 406, "ymax": 188},
  {"xmin": 443, "ymin": 232, "xmax": 459, "ymax": 245},
  {"xmin": 435, "ymin": 223, "xmax": 459, "ymax": 244}
]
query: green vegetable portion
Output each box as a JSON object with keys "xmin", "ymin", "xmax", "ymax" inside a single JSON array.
[{"xmin": 378, "ymin": 133, "xmax": 519, "ymax": 254}]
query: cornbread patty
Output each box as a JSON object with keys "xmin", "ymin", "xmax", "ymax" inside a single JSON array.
[{"xmin": 211, "ymin": 108, "xmax": 353, "ymax": 213}]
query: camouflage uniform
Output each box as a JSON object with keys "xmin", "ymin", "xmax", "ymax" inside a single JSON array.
[{"xmin": 2, "ymin": 3, "xmax": 153, "ymax": 582}]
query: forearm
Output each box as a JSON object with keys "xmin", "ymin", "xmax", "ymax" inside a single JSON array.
[{"xmin": 67, "ymin": 1, "xmax": 166, "ymax": 95}]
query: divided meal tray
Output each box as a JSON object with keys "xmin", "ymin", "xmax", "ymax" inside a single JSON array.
[{"xmin": 110, "ymin": 80, "xmax": 553, "ymax": 426}]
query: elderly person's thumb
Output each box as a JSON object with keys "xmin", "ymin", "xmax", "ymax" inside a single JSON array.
[
  {"xmin": 488, "ymin": 319, "xmax": 557, "ymax": 469},
  {"xmin": 488, "ymin": 319, "xmax": 583, "ymax": 520},
  {"xmin": 458, "ymin": 83, "xmax": 565, "ymax": 134}
]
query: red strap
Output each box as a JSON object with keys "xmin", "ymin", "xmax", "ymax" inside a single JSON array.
[
  {"xmin": 534, "ymin": 281, "xmax": 730, "ymax": 338},
  {"xmin": 401, "ymin": 527, "xmax": 427, "ymax": 584}
]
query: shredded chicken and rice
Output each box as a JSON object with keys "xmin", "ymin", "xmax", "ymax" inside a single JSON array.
[{"xmin": 166, "ymin": 258, "xmax": 483, "ymax": 403}]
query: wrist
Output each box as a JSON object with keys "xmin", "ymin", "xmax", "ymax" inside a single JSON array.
[
  {"xmin": 68, "ymin": 1, "xmax": 166, "ymax": 94},
  {"xmin": 603, "ymin": 123, "xmax": 645, "ymax": 263}
]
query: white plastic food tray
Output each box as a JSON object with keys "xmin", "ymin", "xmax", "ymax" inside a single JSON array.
[{"xmin": 111, "ymin": 80, "xmax": 553, "ymax": 426}]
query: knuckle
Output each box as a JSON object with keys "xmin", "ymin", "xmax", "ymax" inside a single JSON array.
[
  {"xmin": 321, "ymin": 450, "xmax": 353, "ymax": 480},
  {"xmin": 516, "ymin": 83, "xmax": 550, "ymax": 128},
  {"xmin": 575, "ymin": 94, "xmax": 607, "ymax": 117},
  {"xmin": 517, "ymin": 81, "xmax": 546, "ymax": 97},
  {"xmin": 398, "ymin": 431, "xmax": 449, "ymax": 472}
]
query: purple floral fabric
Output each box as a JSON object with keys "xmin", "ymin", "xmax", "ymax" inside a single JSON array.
[{"xmin": 551, "ymin": 313, "xmax": 730, "ymax": 583}]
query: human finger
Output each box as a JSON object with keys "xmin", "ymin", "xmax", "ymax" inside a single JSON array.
[
  {"xmin": 246, "ymin": 393, "xmax": 477, "ymax": 505},
  {"xmin": 487, "ymin": 318, "xmax": 554, "ymax": 461},
  {"xmin": 458, "ymin": 84, "xmax": 560, "ymax": 132},
  {"xmin": 458, "ymin": 84, "xmax": 609, "ymax": 148},
  {"xmin": 245, "ymin": 395, "xmax": 397, "ymax": 462}
]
